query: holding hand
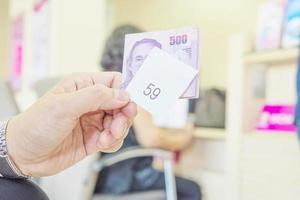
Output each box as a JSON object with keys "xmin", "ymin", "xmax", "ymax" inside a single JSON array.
[{"xmin": 6, "ymin": 72, "xmax": 137, "ymax": 177}]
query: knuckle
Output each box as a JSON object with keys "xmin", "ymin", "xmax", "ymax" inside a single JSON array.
[
  {"xmin": 94, "ymin": 85, "xmax": 114, "ymax": 99},
  {"xmin": 65, "ymin": 73, "xmax": 87, "ymax": 83},
  {"xmin": 61, "ymin": 75, "xmax": 77, "ymax": 86}
]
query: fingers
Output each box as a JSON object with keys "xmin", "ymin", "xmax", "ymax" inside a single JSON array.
[
  {"xmin": 96, "ymin": 129, "xmax": 123, "ymax": 150},
  {"xmin": 51, "ymin": 72, "xmax": 137, "ymax": 155},
  {"xmin": 83, "ymin": 103, "xmax": 137, "ymax": 154},
  {"xmin": 108, "ymin": 102, "xmax": 137, "ymax": 140},
  {"xmin": 110, "ymin": 102, "xmax": 137, "ymax": 138},
  {"xmin": 68, "ymin": 84, "xmax": 130, "ymax": 117},
  {"xmin": 103, "ymin": 115, "xmax": 113, "ymax": 129},
  {"xmin": 85, "ymin": 124, "xmax": 128, "ymax": 154},
  {"xmin": 97, "ymin": 112, "xmax": 132, "ymax": 150},
  {"xmin": 90, "ymin": 72, "xmax": 122, "ymax": 89},
  {"xmin": 51, "ymin": 72, "xmax": 122, "ymax": 94},
  {"xmin": 110, "ymin": 112, "xmax": 131, "ymax": 140},
  {"xmin": 121, "ymin": 102, "xmax": 138, "ymax": 118},
  {"xmin": 97, "ymin": 111, "xmax": 132, "ymax": 145},
  {"xmin": 92, "ymin": 109, "xmax": 136, "ymax": 154},
  {"xmin": 96, "ymin": 131, "xmax": 124, "ymax": 153}
]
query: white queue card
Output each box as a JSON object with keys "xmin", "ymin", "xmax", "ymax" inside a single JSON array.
[{"xmin": 126, "ymin": 47, "xmax": 198, "ymax": 117}]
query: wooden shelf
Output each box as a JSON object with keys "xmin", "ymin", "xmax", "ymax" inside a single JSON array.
[
  {"xmin": 194, "ymin": 128, "xmax": 226, "ymax": 140},
  {"xmin": 244, "ymin": 48, "xmax": 299, "ymax": 65},
  {"xmin": 226, "ymin": 34, "xmax": 300, "ymax": 200}
]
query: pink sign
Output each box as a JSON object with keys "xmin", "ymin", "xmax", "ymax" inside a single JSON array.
[
  {"xmin": 256, "ymin": 105, "xmax": 296, "ymax": 133},
  {"xmin": 11, "ymin": 15, "xmax": 24, "ymax": 90},
  {"xmin": 30, "ymin": 0, "xmax": 50, "ymax": 86}
]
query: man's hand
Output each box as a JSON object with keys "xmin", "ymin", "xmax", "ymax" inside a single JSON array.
[{"xmin": 6, "ymin": 72, "xmax": 137, "ymax": 177}]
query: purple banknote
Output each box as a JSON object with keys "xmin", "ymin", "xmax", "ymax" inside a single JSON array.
[{"xmin": 122, "ymin": 27, "xmax": 200, "ymax": 99}]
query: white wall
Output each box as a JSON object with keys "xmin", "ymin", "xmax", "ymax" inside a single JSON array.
[
  {"xmin": 9, "ymin": 0, "xmax": 108, "ymax": 85},
  {"xmin": 49, "ymin": 0, "xmax": 107, "ymax": 76}
]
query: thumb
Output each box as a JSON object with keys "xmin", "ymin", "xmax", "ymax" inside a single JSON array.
[{"xmin": 66, "ymin": 84, "xmax": 130, "ymax": 116}]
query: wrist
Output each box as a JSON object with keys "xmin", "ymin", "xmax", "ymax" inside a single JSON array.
[{"xmin": 6, "ymin": 118, "xmax": 31, "ymax": 177}]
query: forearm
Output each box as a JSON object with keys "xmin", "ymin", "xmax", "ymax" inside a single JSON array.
[
  {"xmin": 134, "ymin": 108, "xmax": 193, "ymax": 151},
  {"xmin": 135, "ymin": 126, "xmax": 190, "ymax": 151},
  {"xmin": 155, "ymin": 129, "xmax": 190, "ymax": 151}
]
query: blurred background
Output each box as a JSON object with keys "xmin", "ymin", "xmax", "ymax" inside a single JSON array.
[{"xmin": 0, "ymin": 0, "xmax": 300, "ymax": 200}]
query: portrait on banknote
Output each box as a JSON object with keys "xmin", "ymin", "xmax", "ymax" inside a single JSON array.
[{"xmin": 122, "ymin": 38, "xmax": 162, "ymax": 88}]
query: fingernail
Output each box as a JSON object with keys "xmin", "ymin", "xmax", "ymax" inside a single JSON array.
[{"xmin": 117, "ymin": 90, "xmax": 130, "ymax": 102}]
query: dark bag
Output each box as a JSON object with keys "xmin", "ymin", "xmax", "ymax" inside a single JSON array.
[{"xmin": 195, "ymin": 88, "xmax": 226, "ymax": 128}]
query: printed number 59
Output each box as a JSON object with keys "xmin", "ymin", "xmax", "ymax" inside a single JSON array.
[{"xmin": 143, "ymin": 83, "xmax": 161, "ymax": 100}]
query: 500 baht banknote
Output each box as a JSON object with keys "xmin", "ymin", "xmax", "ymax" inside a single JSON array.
[{"xmin": 122, "ymin": 27, "xmax": 200, "ymax": 99}]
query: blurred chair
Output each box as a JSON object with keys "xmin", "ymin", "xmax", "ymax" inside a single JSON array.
[
  {"xmin": 0, "ymin": 81, "xmax": 19, "ymax": 121},
  {"xmin": 91, "ymin": 147, "xmax": 177, "ymax": 200}
]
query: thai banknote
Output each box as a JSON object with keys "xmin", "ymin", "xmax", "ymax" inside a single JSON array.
[{"xmin": 122, "ymin": 27, "xmax": 200, "ymax": 99}]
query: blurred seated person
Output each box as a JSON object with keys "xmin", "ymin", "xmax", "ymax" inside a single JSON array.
[{"xmin": 94, "ymin": 25, "xmax": 202, "ymax": 200}]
